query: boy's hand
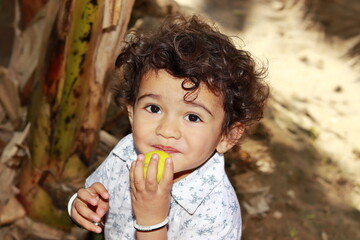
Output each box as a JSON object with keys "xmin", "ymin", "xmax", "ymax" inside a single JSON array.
[
  {"xmin": 130, "ymin": 153, "xmax": 174, "ymax": 226},
  {"xmin": 71, "ymin": 182, "xmax": 109, "ymax": 233}
]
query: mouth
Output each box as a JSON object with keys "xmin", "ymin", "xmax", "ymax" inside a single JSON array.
[{"xmin": 152, "ymin": 145, "xmax": 180, "ymax": 154}]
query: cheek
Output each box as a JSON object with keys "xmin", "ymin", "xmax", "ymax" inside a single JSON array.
[
  {"xmin": 187, "ymin": 134, "xmax": 216, "ymax": 158},
  {"xmin": 131, "ymin": 121, "xmax": 146, "ymax": 142},
  {"xmin": 132, "ymin": 116, "xmax": 151, "ymax": 133},
  {"xmin": 191, "ymin": 129, "xmax": 222, "ymax": 155},
  {"xmin": 131, "ymin": 119, "xmax": 156, "ymax": 152}
]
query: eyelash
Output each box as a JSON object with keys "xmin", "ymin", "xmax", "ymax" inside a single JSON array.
[
  {"xmin": 144, "ymin": 104, "xmax": 202, "ymax": 123},
  {"xmin": 185, "ymin": 114, "xmax": 202, "ymax": 122},
  {"xmin": 145, "ymin": 104, "xmax": 161, "ymax": 114}
]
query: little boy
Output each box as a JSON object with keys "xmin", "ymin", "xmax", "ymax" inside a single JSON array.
[{"xmin": 68, "ymin": 14, "xmax": 268, "ymax": 239}]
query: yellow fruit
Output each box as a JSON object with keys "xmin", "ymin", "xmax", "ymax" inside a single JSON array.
[{"xmin": 143, "ymin": 150, "xmax": 170, "ymax": 182}]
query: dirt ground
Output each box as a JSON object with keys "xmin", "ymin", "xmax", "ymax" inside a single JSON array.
[
  {"xmin": 1, "ymin": 0, "xmax": 360, "ymax": 239},
  {"xmin": 175, "ymin": 0, "xmax": 360, "ymax": 239}
]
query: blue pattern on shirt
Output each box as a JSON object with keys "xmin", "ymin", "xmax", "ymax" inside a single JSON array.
[{"xmin": 85, "ymin": 134, "xmax": 242, "ymax": 239}]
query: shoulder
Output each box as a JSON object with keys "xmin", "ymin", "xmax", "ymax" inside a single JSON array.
[
  {"xmin": 175, "ymin": 175, "xmax": 241, "ymax": 239},
  {"xmin": 201, "ymin": 174, "xmax": 241, "ymax": 220},
  {"xmin": 85, "ymin": 134, "xmax": 135, "ymax": 188}
]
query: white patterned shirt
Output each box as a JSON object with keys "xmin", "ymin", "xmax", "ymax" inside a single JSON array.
[{"xmin": 85, "ymin": 134, "xmax": 242, "ymax": 239}]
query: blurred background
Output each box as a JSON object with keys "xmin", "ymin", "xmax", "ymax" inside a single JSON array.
[{"xmin": 0, "ymin": 0, "xmax": 360, "ymax": 239}]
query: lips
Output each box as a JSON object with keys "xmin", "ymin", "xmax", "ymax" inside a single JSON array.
[{"xmin": 152, "ymin": 145, "xmax": 180, "ymax": 154}]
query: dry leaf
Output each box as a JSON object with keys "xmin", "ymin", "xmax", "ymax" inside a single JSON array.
[
  {"xmin": 1, "ymin": 124, "xmax": 30, "ymax": 164},
  {"xmin": 9, "ymin": 1, "xmax": 47, "ymax": 90},
  {"xmin": 0, "ymin": 67, "xmax": 21, "ymax": 122},
  {"xmin": 99, "ymin": 130, "xmax": 119, "ymax": 148},
  {"xmin": 0, "ymin": 196, "xmax": 26, "ymax": 225},
  {"xmin": 232, "ymin": 171, "xmax": 270, "ymax": 194},
  {"xmin": 0, "ymin": 163, "xmax": 16, "ymax": 204},
  {"xmin": 242, "ymin": 194, "xmax": 270, "ymax": 215},
  {"xmin": 103, "ymin": 0, "xmax": 122, "ymax": 29},
  {"xmin": 0, "ymin": 104, "xmax": 5, "ymax": 123},
  {"xmin": 14, "ymin": 217, "xmax": 78, "ymax": 240}
]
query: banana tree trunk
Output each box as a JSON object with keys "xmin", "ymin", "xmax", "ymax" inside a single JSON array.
[{"xmin": 18, "ymin": 0, "xmax": 134, "ymax": 229}]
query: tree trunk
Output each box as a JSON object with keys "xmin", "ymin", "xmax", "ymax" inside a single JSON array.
[{"xmin": 18, "ymin": 0, "xmax": 134, "ymax": 229}]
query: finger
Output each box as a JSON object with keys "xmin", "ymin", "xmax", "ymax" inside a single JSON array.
[
  {"xmin": 134, "ymin": 155, "xmax": 146, "ymax": 191},
  {"xmin": 72, "ymin": 203, "xmax": 103, "ymax": 233},
  {"xmin": 90, "ymin": 182, "xmax": 110, "ymax": 200},
  {"xmin": 159, "ymin": 157, "xmax": 174, "ymax": 189},
  {"xmin": 77, "ymin": 188, "xmax": 99, "ymax": 207},
  {"xmin": 73, "ymin": 198, "xmax": 102, "ymax": 223},
  {"xmin": 96, "ymin": 197, "xmax": 109, "ymax": 218},
  {"xmin": 145, "ymin": 154, "xmax": 159, "ymax": 190},
  {"xmin": 130, "ymin": 160, "xmax": 137, "ymax": 193}
]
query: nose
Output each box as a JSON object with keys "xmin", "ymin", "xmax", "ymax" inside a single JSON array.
[{"xmin": 155, "ymin": 116, "xmax": 181, "ymax": 139}]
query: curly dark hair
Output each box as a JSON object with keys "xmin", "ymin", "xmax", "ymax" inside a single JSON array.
[{"xmin": 114, "ymin": 15, "xmax": 269, "ymax": 134}]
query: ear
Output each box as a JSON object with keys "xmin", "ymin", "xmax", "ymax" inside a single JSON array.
[
  {"xmin": 216, "ymin": 123, "xmax": 245, "ymax": 154},
  {"xmin": 127, "ymin": 104, "xmax": 134, "ymax": 127}
]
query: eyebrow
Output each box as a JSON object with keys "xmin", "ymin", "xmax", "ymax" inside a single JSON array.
[
  {"xmin": 137, "ymin": 93, "xmax": 214, "ymax": 117},
  {"xmin": 136, "ymin": 93, "xmax": 160, "ymax": 103},
  {"xmin": 186, "ymin": 101, "xmax": 214, "ymax": 117}
]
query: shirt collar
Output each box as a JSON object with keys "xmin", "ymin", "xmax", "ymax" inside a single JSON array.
[
  {"xmin": 111, "ymin": 133, "xmax": 226, "ymax": 215},
  {"xmin": 171, "ymin": 152, "xmax": 225, "ymax": 215},
  {"xmin": 111, "ymin": 133, "xmax": 138, "ymax": 168}
]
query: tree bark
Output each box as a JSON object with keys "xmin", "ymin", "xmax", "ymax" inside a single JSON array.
[{"xmin": 18, "ymin": 0, "xmax": 134, "ymax": 229}]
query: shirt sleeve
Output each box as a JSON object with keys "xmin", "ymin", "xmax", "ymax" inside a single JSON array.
[
  {"xmin": 85, "ymin": 152, "xmax": 117, "ymax": 190},
  {"xmin": 85, "ymin": 134, "xmax": 135, "ymax": 191}
]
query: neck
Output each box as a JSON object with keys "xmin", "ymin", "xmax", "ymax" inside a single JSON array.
[{"xmin": 173, "ymin": 169, "xmax": 193, "ymax": 182}]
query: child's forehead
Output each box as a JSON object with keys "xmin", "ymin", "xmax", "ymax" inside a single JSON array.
[
  {"xmin": 141, "ymin": 69, "xmax": 177, "ymax": 81},
  {"xmin": 141, "ymin": 69, "xmax": 217, "ymax": 92},
  {"xmin": 139, "ymin": 69, "xmax": 224, "ymax": 105}
]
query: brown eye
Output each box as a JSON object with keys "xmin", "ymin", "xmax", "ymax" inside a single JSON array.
[
  {"xmin": 185, "ymin": 114, "xmax": 201, "ymax": 122},
  {"xmin": 145, "ymin": 105, "xmax": 161, "ymax": 114}
]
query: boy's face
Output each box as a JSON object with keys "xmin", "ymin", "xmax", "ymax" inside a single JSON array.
[{"xmin": 127, "ymin": 70, "xmax": 242, "ymax": 181}]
